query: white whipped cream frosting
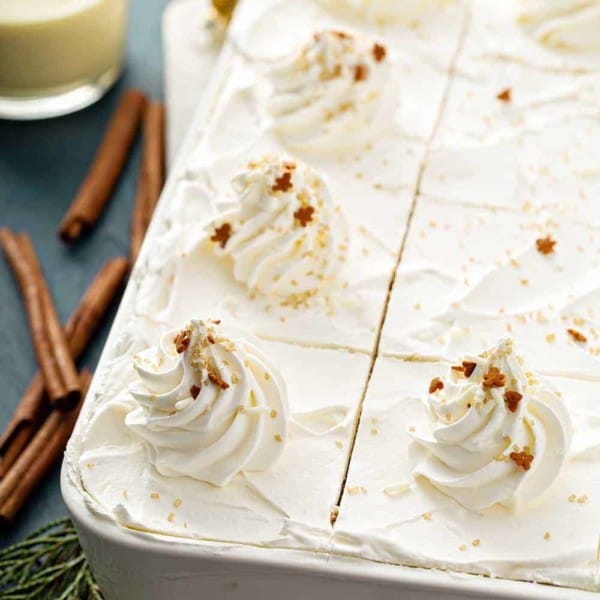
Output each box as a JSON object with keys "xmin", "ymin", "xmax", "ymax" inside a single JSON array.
[
  {"xmin": 268, "ymin": 30, "xmax": 391, "ymax": 149},
  {"xmin": 321, "ymin": 0, "xmax": 456, "ymax": 23},
  {"xmin": 126, "ymin": 319, "xmax": 288, "ymax": 486},
  {"xmin": 410, "ymin": 339, "xmax": 572, "ymax": 511},
  {"xmin": 210, "ymin": 156, "xmax": 350, "ymax": 298},
  {"xmin": 518, "ymin": 0, "xmax": 600, "ymax": 52}
]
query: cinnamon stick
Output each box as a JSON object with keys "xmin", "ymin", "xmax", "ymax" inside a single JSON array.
[
  {"xmin": 130, "ymin": 101, "xmax": 165, "ymax": 263},
  {"xmin": 64, "ymin": 257, "xmax": 130, "ymax": 357},
  {"xmin": 59, "ymin": 89, "xmax": 147, "ymax": 243},
  {"xmin": 0, "ymin": 257, "xmax": 128, "ymax": 477},
  {"xmin": 0, "ymin": 370, "xmax": 93, "ymax": 528},
  {"xmin": 0, "ymin": 228, "xmax": 78, "ymax": 408},
  {"xmin": 0, "ymin": 375, "xmax": 46, "ymax": 480},
  {"xmin": 143, "ymin": 102, "xmax": 165, "ymax": 215},
  {"xmin": 18, "ymin": 233, "xmax": 81, "ymax": 410}
]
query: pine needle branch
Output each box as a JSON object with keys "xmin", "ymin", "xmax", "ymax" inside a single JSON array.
[{"xmin": 0, "ymin": 517, "xmax": 102, "ymax": 599}]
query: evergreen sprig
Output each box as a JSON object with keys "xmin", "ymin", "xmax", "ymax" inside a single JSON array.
[{"xmin": 0, "ymin": 517, "xmax": 102, "ymax": 600}]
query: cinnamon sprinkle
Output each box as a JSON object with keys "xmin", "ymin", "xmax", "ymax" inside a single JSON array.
[
  {"xmin": 272, "ymin": 171, "xmax": 293, "ymax": 193},
  {"xmin": 504, "ymin": 390, "xmax": 523, "ymax": 413},
  {"xmin": 190, "ymin": 384, "xmax": 201, "ymax": 399},
  {"xmin": 536, "ymin": 236, "xmax": 556, "ymax": 255},
  {"xmin": 372, "ymin": 43, "xmax": 386, "ymax": 62},
  {"xmin": 211, "ymin": 223, "xmax": 232, "ymax": 249},
  {"xmin": 567, "ymin": 328, "xmax": 587, "ymax": 343},
  {"xmin": 510, "ymin": 449, "xmax": 534, "ymax": 471},
  {"xmin": 354, "ymin": 63, "xmax": 369, "ymax": 82},
  {"xmin": 294, "ymin": 205, "xmax": 315, "ymax": 227},
  {"xmin": 429, "ymin": 377, "xmax": 444, "ymax": 394},
  {"xmin": 462, "ymin": 361, "xmax": 477, "ymax": 378},
  {"xmin": 482, "ymin": 366, "xmax": 505, "ymax": 388},
  {"xmin": 497, "ymin": 88, "xmax": 512, "ymax": 103}
]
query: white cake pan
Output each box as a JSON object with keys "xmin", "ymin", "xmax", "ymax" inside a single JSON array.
[{"xmin": 61, "ymin": 474, "xmax": 595, "ymax": 600}]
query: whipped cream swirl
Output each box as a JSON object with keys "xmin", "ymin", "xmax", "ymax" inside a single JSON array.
[
  {"xmin": 268, "ymin": 30, "xmax": 390, "ymax": 149},
  {"xmin": 409, "ymin": 339, "xmax": 571, "ymax": 511},
  {"xmin": 126, "ymin": 319, "xmax": 288, "ymax": 487},
  {"xmin": 210, "ymin": 157, "xmax": 350, "ymax": 299},
  {"xmin": 518, "ymin": 0, "xmax": 600, "ymax": 52}
]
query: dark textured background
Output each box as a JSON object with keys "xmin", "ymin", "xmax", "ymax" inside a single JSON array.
[{"xmin": 0, "ymin": 0, "xmax": 171, "ymax": 547}]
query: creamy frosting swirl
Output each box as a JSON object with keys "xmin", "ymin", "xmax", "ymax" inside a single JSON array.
[
  {"xmin": 209, "ymin": 156, "xmax": 350, "ymax": 299},
  {"xmin": 126, "ymin": 319, "xmax": 288, "ymax": 487},
  {"xmin": 267, "ymin": 30, "xmax": 390, "ymax": 149},
  {"xmin": 518, "ymin": 0, "xmax": 600, "ymax": 52},
  {"xmin": 409, "ymin": 339, "xmax": 571, "ymax": 511}
]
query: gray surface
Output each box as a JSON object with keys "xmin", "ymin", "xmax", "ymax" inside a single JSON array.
[{"xmin": 0, "ymin": 0, "xmax": 171, "ymax": 548}]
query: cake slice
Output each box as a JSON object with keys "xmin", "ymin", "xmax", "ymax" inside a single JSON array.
[
  {"xmin": 75, "ymin": 317, "xmax": 370, "ymax": 548},
  {"xmin": 333, "ymin": 342, "xmax": 600, "ymax": 591}
]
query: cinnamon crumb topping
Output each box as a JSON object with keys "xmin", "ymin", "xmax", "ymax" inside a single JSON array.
[
  {"xmin": 174, "ymin": 330, "xmax": 191, "ymax": 354},
  {"xmin": 451, "ymin": 365, "xmax": 465, "ymax": 373},
  {"xmin": 294, "ymin": 205, "xmax": 315, "ymax": 227},
  {"xmin": 372, "ymin": 43, "xmax": 386, "ymax": 62},
  {"xmin": 190, "ymin": 384, "xmax": 201, "ymax": 399},
  {"xmin": 536, "ymin": 235, "xmax": 556, "ymax": 255},
  {"xmin": 211, "ymin": 223, "xmax": 232, "ymax": 248},
  {"xmin": 510, "ymin": 449, "xmax": 534, "ymax": 471},
  {"xmin": 504, "ymin": 390, "xmax": 523, "ymax": 413},
  {"xmin": 567, "ymin": 328, "xmax": 587, "ymax": 343},
  {"xmin": 354, "ymin": 63, "xmax": 369, "ymax": 82},
  {"xmin": 482, "ymin": 366, "xmax": 505, "ymax": 388},
  {"xmin": 272, "ymin": 171, "xmax": 293, "ymax": 193},
  {"xmin": 330, "ymin": 506, "xmax": 340, "ymax": 526},
  {"xmin": 329, "ymin": 30, "xmax": 352, "ymax": 40},
  {"xmin": 429, "ymin": 377, "xmax": 444, "ymax": 394},
  {"xmin": 462, "ymin": 361, "xmax": 477, "ymax": 378},
  {"xmin": 497, "ymin": 87, "xmax": 512, "ymax": 102},
  {"xmin": 208, "ymin": 370, "xmax": 230, "ymax": 390}
]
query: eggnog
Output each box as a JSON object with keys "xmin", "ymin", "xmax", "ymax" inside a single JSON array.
[{"xmin": 0, "ymin": 0, "xmax": 127, "ymax": 118}]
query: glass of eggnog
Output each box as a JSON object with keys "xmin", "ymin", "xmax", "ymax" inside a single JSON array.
[{"xmin": 0, "ymin": 0, "xmax": 127, "ymax": 120}]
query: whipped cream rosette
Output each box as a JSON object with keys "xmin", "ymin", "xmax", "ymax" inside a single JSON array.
[
  {"xmin": 409, "ymin": 339, "xmax": 572, "ymax": 511},
  {"xmin": 209, "ymin": 157, "xmax": 350, "ymax": 299},
  {"xmin": 518, "ymin": 0, "xmax": 600, "ymax": 52},
  {"xmin": 126, "ymin": 319, "xmax": 288, "ymax": 487},
  {"xmin": 267, "ymin": 30, "xmax": 391, "ymax": 149}
]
